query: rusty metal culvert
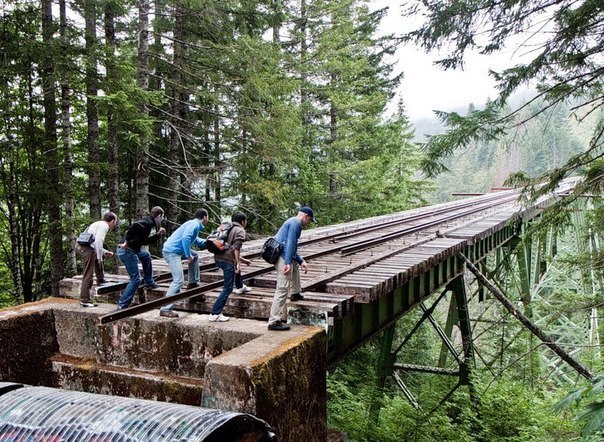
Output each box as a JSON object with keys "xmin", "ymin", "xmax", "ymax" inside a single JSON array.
[{"xmin": 0, "ymin": 383, "xmax": 276, "ymax": 441}]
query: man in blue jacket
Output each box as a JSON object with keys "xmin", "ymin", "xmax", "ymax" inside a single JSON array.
[
  {"xmin": 268, "ymin": 206, "xmax": 316, "ymax": 331},
  {"xmin": 159, "ymin": 208, "xmax": 208, "ymax": 318},
  {"xmin": 116, "ymin": 207, "xmax": 166, "ymax": 310}
]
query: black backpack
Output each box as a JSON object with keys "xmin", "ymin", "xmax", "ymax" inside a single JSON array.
[
  {"xmin": 261, "ymin": 237, "xmax": 282, "ymax": 264},
  {"xmin": 206, "ymin": 223, "xmax": 235, "ymax": 254}
]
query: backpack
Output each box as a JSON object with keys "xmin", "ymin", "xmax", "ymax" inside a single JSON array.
[
  {"xmin": 206, "ymin": 222, "xmax": 235, "ymax": 254},
  {"xmin": 261, "ymin": 237, "xmax": 282, "ymax": 264}
]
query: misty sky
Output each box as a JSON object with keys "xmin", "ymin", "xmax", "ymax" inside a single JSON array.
[{"xmin": 375, "ymin": 1, "xmax": 531, "ymax": 121}]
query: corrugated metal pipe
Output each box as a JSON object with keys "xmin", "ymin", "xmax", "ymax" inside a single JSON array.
[{"xmin": 0, "ymin": 383, "xmax": 276, "ymax": 441}]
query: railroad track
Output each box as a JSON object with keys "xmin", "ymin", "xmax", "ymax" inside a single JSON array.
[{"xmin": 99, "ymin": 190, "xmax": 522, "ymax": 324}]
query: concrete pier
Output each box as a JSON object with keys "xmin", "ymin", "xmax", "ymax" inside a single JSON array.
[{"xmin": 0, "ymin": 298, "xmax": 326, "ymax": 441}]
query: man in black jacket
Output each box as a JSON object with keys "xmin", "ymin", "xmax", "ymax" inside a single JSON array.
[{"xmin": 116, "ymin": 206, "xmax": 166, "ymax": 309}]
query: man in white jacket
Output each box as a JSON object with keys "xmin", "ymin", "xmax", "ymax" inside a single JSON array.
[{"xmin": 77, "ymin": 211, "xmax": 117, "ymax": 307}]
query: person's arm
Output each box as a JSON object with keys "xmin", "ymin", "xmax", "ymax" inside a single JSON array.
[
  {"xmin": 94, "ymin": 223, "xmax": 111, "ymax": 260},
  {"xmin": 180, "ymin": 222, "xmax": 197, "ymax": 259},
  {"xmin": 123, "ymin": 221, "xmax": 144, "ymax": 249},
  {"xmin": 193, "ymin": 237, "xmax": 206, "ymax": 248},
  {"xmin": 144, "ymin": 225, "xmax": 166, "ymax": 244},
  {"xmin": 283, "ymin": 222, "xmax": 302, "ymax": 265}
]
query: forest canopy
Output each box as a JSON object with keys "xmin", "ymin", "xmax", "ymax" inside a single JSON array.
[{"xmin": 0, "ymin": 0, "xmax": 423, "ymax": 302}]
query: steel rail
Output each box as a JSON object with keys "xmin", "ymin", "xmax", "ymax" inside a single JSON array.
[
  {"xmin": 97, "ymin": 190, "xmax": 517, "ymax": 296},
  {"xmin": 98, "ymin": 191, "xmax": 521, "ymax": 324},
  {"xmin": 339, "ymin": 193, "xmax": 520, "ymax": 254}
]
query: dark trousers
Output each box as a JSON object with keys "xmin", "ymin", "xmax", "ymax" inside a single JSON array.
[
  {"xmin": 77, "ymin": 245, "xmax": 104, "ymax": 302},
  {"xmin": 211, "ymin": 260, "xmax": 243, "ymax": 315}
]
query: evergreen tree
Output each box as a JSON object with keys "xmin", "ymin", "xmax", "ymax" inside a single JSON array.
[{"xmin": 402, "ymin": 0, "xmax": 604, "ymax": 203}]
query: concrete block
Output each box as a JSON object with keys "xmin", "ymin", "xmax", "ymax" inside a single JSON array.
[
  {"xmin": 202, "ymin": 326, "xmax": 327, "ymax": 442},
  {"xmin": 0, "ymin": 300, "xmax": 59, "ymax": 386},
  {"xmin": 51, "ymin": 354, "xmax": 204, "ymax": 405}
]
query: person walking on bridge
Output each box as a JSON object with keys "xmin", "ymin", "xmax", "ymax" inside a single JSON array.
[
  {"xmin": 116, "ymin": 206, "xmax": 166, "ymax": 310},
  {"xmin": 209, "ymin": 211, "xmax": 252, "ymax": 322},
  {"xmin": 268, "ymin": 206, "xmax": 316, "ymax": 331},
  {"xmin": 77, "ymin": 211, "xmax": 118, "ymax": 308},
  {"xmin": 160, "ymin": 208, "xmax": 209, "ymax": 318}
]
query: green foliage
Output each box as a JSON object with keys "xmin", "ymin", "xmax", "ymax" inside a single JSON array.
[
  {"xmin": 404, "ymin": 0, "xmax": 604, "ymax": 211},
  {"xmin": 428, "ymin": 99, "xmax": 593, "ymax": 204},
  {"xmin": 0, "ymin": 0, "xmax": 431, "ymax": 297},
  {"xmin": 329, "ymin": 340, "xmax": 582, "ymax": 441},
  {"xmin": 556, "ymin": 375, "xmax": 604, "ymax": 438}
]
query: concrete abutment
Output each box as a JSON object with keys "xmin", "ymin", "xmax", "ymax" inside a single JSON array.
[{"xmin": 0, "ymin": 298, "xmax": 327, "ymax": 441}]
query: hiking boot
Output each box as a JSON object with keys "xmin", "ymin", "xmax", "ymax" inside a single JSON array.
[
  {"xmin": 159, "ymin": 310, "xmax": 179, "ymax": 318},
  {"xmin": 208, "ymin": 313, "xmax": 230, "ymax": 322},
  {"xmin": 144, "ymin": 282, "xmax": 159, "ymax": 290},
  {"xmin": 80, "ymin": 301, "xmax": 98, "ymax": 308},
  {"xmin": 268, "ymin": 321, "xmax": 290, "ymax": 331},
  {"xmin": 290, "ymin": 293, "xmax": 304, "ymax": 302},
  {"xmin": 96, "ymin": 279, "xmax": 108, "ymax": 286},
  {"xmin": 187, "ymin": 282, "xmax": 199, "ymax": 290},
  {"xmin": 232, "ymin": 285, "xmax": 252, "ymax": 295}
]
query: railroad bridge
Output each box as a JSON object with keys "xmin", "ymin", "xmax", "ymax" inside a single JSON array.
[{"xmin": 0, "ymin": 179, "xmax": 580, "ymax": 441}]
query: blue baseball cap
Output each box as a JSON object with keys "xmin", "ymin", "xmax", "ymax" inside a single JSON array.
[{"xmin": 299, "ymin": 206, "xmax": 317, "ymax": 223}]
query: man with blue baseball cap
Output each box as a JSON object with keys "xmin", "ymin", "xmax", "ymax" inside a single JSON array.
[{"xmin": 268, "ymin": 206, "xmax": 317, "ymax": 331}]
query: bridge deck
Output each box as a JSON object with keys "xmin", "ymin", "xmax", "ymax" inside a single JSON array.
[{"xmin": 59, "ymin": 180, "xmax": 577, "ymax": 363}]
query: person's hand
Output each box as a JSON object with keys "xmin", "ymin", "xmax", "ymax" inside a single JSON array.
[
  {"xmin": 187, "ymin": 256, "xmax": 194, "ymax": 263},
  {"xmin": 236, "ymin": 262, "xmax": 241, "ymax": 274},
  {"xmin": 241, "ymin": 258, "xmax": 252, "ymax": 266},
  {"xmin": 283, "ymin": 264, "xmax": 291, "ymax": 275},
  {"xmin": 158, "ymin": 227, "xmax": 166, "ymax": 236},
  {"xmin": 301, "ymin": 260, "xmax": 308, "ymax": 274},
  {"xmin": 118, "ymin": 242, "xmax": 127, "ymax": 248},
  {"xmin": 104, "ymin": 251, "xmax": 114, "ymax": 258}
]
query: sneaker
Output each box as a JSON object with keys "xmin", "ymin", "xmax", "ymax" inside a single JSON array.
[
  {"xmin": 208, "ymin": 313, "xmax": 230, "ymax": 322},
  {"xmin": 159, "ymin": 310, "xmax": 179, "ymax": 318},
  {"xmin": 144, "ymin": 282, "xmax": 159, "ymax": 290},
  {"xmin": 268, "ymin": 321, "xmax": 290, "ymax": 331},
  {"xmin": 232, "ymin": 285, "xmax": 252, "ymax": 294},
  {"xmin": 96, "ymin": 279, "xmax": 108, "ymax": 286},
  {"xmin": 291, "ymin": 293, "xmax": 305, "ymax": 301},
  {"xmin": 187, "ymin": 282, "xmax": 199, "ymax": 290},
  {"xmin": 80, "ymin": 301, "xmax": 98, "ymax": 308}
]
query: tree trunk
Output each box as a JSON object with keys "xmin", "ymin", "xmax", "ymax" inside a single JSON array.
[
  {"xmin": 104, "ymin": 1, "xmax": 119, "ymax": 214},
  {"xmin": 460, "ymin": 253, "xmax": 593, "ymax": 380},
  {"xmin": 60, "ymin": 0, "xmax": 76, "ymax": 277},
  {"xmin": 213, "ymin": 103, "xmax": 221, "ymax": 203},
  {"xmin": 85, "ymin": 0, "xmax": 101, "ymax": 219},
  {"xmin": 41, "ymin": 0, "xmax": 63, "ymax": 297},
  {"xmin": 166, "ymin": 1, "xmax": 187, "ymax": 225},
  {"xmin": 136, "ymin": 0, "xmax": 150, "ymax": 217},
  {"xmin": 299, "ymin": 0, "xmax": 309, "ymax": 152},
  {"xmin": 0, "ymin": 23, "xmax": 24, "ymax": 303},
  {"xmin": 1, "ymin": 140, "xmax": 24, "ymax": 303},
  {"xmin": 271, "ymin": 0, "xmax": 281, "ymax": 43}
]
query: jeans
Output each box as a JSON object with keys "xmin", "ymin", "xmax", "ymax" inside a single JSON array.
[
  {"xmin": 116, "ymin": 247, "xmax": 154, "ymax": 309},
  {"xmin": 161, "ymin": 250, "xmax": 199, "ymax": 312},
  {"xmin": 211, "ymin": 260, "xmax": 243, "ymax": 315}
]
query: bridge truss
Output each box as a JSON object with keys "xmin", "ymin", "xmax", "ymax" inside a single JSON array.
[{"xmin": 372, "ymin": 198, "xmax": 600, "ymax": 416}]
